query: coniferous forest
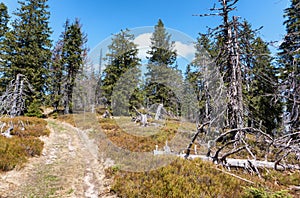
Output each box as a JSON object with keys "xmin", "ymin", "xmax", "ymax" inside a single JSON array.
[{"xmin": 0, "ymin": 0, "xmax": 299, "ymax": 197}]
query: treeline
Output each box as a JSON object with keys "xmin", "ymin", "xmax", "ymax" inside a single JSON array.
[
  {"xmin": 99, "ymin": 20, "xmax": 181, "ymax": 117},
  {"xmin": 0, "ymin": 0, "xmax": 299, "ymax": 138},
  {"xmin": 0, "ymin": 0, "xmax": 87, "ymax": 117},
  {"xmin": 98, "ymin": 0, "xmax": 299, "ymax": 137}
]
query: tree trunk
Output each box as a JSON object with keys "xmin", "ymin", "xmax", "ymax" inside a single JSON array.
[{"xmin": 183, "ymin": 154, "xmax": 300, "ymax": 170}]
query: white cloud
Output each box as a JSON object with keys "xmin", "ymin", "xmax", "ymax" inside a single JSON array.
[
  {"xmin": 134, "ymin": 33, "xmax": 152, "ymax": 60},
  {"xmin": 133, "ymin": 33, "xmax": 196, "ymax": 61},
  {"xmin": 174, "ymin": 41, "xmax": 196, "ymax": 59},
  {"xmin": 134, "ymin": 33, "xmax": 152, "ymax": 47}
]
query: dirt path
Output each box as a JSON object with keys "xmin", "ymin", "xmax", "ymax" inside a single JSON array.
[{"xmin": 0, "ymin": 119, "xmax": 116, "ymax": 198}]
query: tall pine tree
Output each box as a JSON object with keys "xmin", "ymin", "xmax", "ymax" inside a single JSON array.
[
  {"xmin": 49, "ymin": 39, "xmax": 64, "ymax": 111},
  {"xmin": 4, "ymin": 0, "xmax": 52, "ymax": 98},
  {"xmin": 196, "ymin": 2, "xmax": 281, "ymax": 134},
  {"xmin": 237, "ymin": 21, "xmax": 282, "ymax": 134},
  {"xmin": 247, "ymin": 37, "xmax": 282, "ymax": 134},
  {"xmin": 101, "ymin": 29, "xmax": 141, "ymax": 115},
  {"xmin": 0, "ymin": 3, "xmax": 10, "ymax": 92},
  {"xmin": 0, "ymin": 3, "xmax": 9, "ymax": 38},
  {"xmin": 186, "ymin": 34, "xmax": 212, "ymax": 123},
  {"xmin": 61, "ymin": 19, "xmax": 87, "ymax": 114},
  {"xmin": 48, "ymin": 19, "xmax": 87, "ymax": 114},
  {"xmin": 145, "ymin": 19, "xmax": 180, "ymax": 113}
]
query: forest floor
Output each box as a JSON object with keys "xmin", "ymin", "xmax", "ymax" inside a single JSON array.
[{"xmin": 0, "ymin": 119, "xmax": 116, "ymax": 198}]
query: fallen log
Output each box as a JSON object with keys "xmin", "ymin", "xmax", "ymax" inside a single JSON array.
[{"xmin": 180, "ymin": 154, "xmax": 300, "ymax": 170}]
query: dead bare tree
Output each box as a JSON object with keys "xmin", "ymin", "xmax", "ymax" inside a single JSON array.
[
  {"xmin": 132, "ymin": 106, "xmax": 148, "ymax": 127},
  {"xmin": 185, "ymin": 122, "xmax": 210, "ymax": 159},
  {"xmin": 0, "ymin": 74, "xmax": 33, "ymax": 117},
  {"xmin": 0, "ymin": 74, "xmax": 33, "ymax": 137},
  {"xmin": 187, "ymin": 0, "xmax": 300, "ymax": 174},
  {"xmin": 194, "ymin": 0, "xmax": 243, "ymax": 130}
]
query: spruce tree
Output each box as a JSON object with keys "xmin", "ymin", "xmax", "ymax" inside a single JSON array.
[
  {"xmin": 191, "ymin": 33, "xmax": 228, "ymax": 126},
  {"xmin": 0, "ymin": 3, "xmax": 10, "ymax": 92},
  {"xmin": 49, "ymin": 39, "xmax": 64, "ymax": 111},
  {"xmin": 182, "ymin": 64, "xmax": 202, "ymax": 121},
  {"xmin": 61, "ymin": 19, "xmax": 87, "ymax": 114},
  {"xmin": 147, "ymin": 19, "xmax": 176, "ymax": 66},
  {"xmin": 195, "ymin": 1, "xmax": 244, "ymax": 129},
  {"xmin": 145, "ymin": 19, "xmax": 180, "ymax": 113},
  {"xmin": 230, "ymin": 20, "xmax": 282, "ymax": 134},
  {"xmin": 48, "ymin": 19, "xmax": 87, "ymax": 114},
  {"xmin": 5, "ymin": 0, "xmax": 52, "ymax": 96},
  {"xmin": 0, "ymin": 3, "xmax": 9, "ymax": 42},
  {"xmin": 185, "ymin": 35, "xmax": 210, "ymax": 122},
  {"xmin": 196, "ymin": 2, "xmax": 281, "ymax": 133},
  {"xmin": 278, "ymin": 0, "xmax": 300, "ymax": 132},
  {"xmin": 247, "ymin": 37, "xmax": 282, "ymax": 134},
  {"xmin": 101, "ymin": 29, "xmax": 141, "ymax": 115}
]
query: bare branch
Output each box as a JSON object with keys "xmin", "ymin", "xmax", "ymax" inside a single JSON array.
[{"xmin": 185, "ymin": 122, "xmax": 210, "ymax": 159}]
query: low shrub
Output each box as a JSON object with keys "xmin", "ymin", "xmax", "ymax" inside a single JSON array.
[
  {"xmin": 0, "ymin": 117, "xmax": 50, "ymax": 137},
  {"xmin": 0, "ymin": 136, "xmax": 28, "ymax": 171},
  {"xmin": 108, "ymin": 158, "xmax": 247, "ymax": 197},
  {"xmin": 0, "ymin": 116, "xmax": 48, "ymax": 171},
  {"xmin": 107, "ymin": 158, "xmax": 296, "ymax": 197},
  {"xmin": 19, "ymin": 137, "xmax": 44, "ymax": 156},
  {"xmin": 243, "ymin": 187, "xmax": 291, "ymax": 198},
  {"xmin": 57, "ymin": 114, "xmax": 76, "ymax": 126},
  {"xmin": 99, "ymin": 117, "xmax": 179, "ymax": 152}
]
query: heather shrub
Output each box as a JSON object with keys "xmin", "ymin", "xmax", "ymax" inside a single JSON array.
[{"xmin": 0, "ymin": 117, "xmax": 48, "ymax": 171}]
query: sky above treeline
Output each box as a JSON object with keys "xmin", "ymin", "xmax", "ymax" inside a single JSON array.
[{"xmin": 3, "ymin": 0, "xmax": 290, "ymax": 54}]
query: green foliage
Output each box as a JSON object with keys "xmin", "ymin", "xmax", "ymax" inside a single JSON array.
[
  {"xmin": 147, "ymin": 19, "xmax": 176, "ymax": 66},
  {"xmin": 25, "ymin": 100, "xmax": 44, "ymax": 118},
  {"xmin": 194, "ymin": 20, "xmax": 282, "ymax": 134},
  {"xmin": 107, "ymin": 156, "xmax": 298, "ymax": 197},
  {"xmin": 185, "ymin": 34, "xmax": 213, "ymax": 122},
  {"xmin": 0, "ymin": 3, "xmax": 9, "ymax": 38},
  {"xmin": 102, "ymin": 29, "xmax": 141, "ymax": 115},
  {"xmin": 49, "ymin": 40, "xmax": 64, "ymax": 111},
  {"xmin": 62, "ymin": 19, "xmax": 87, "ymax": 114},
  {"xmin": 243, "ymin": 187, "xmax": 291, "ymax": 198},
  {"xmin": 279, "ymin": 0, "xmax": 300, "ymax": 70},
  {"xmin": 244, "ymin": 36, "xmax": 282, "ymax": 134},
  {"xmin": 0, "ymin": 2, "xmax": 10, "ymax": 92},
  {"xmin": 0, "ymin": 136, "xmax": 28, "ymax": 171},
  {"xmin": 49, "ymin": 19, "xmax": 87, "ymax": 114},
  {"xmin": 145, "ymin": 19, "xmax": 182, "ymax": 114},
  {"xmin": 2, "ymin": 0, "xmax": 52, "ymax": 98}
]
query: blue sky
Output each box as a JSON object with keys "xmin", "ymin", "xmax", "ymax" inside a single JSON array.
[{"xmin": 2, "ymin": 0, "xmax": 290, "ymax": 51}]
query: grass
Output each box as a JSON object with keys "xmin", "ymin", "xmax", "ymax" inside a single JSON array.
[
  {"xmin": 57, "ymin": 112, "xmax": 99, "ymax": 130},
  {"xmin": 57, "ymin": 113, "xmax": 182, "ymax": 151},
  {"xmin": 0, "ymin": 116, "xmax": 49, "ymax": 171}
]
